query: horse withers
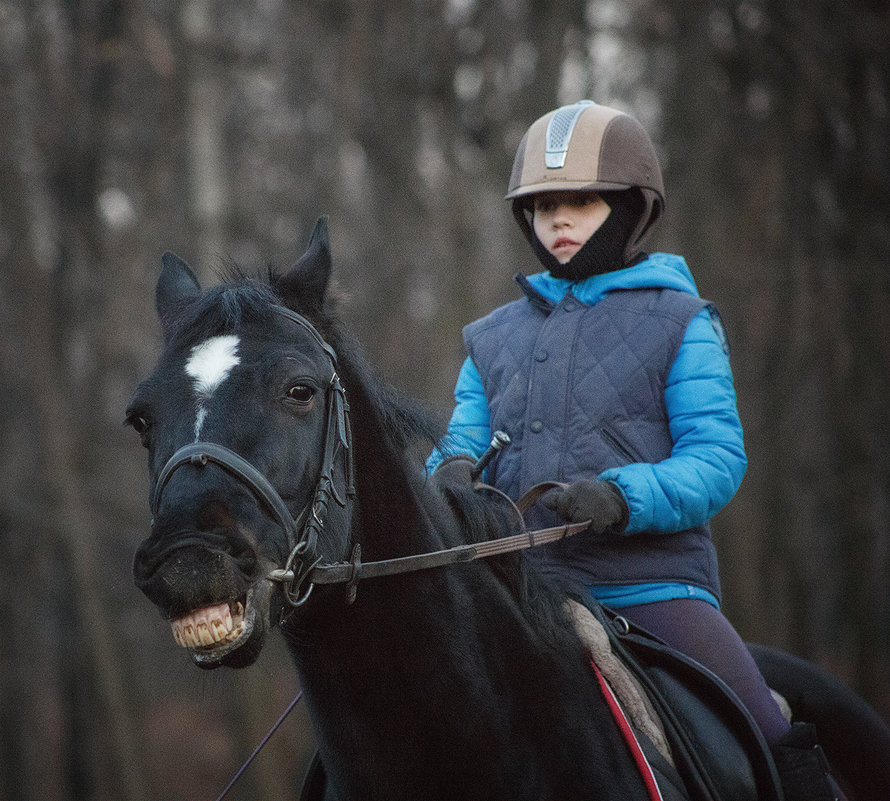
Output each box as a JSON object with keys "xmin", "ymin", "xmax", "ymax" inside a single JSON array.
[{"xmin": 129, "ymin": 218, "xmax": 890, "ymax": 801}]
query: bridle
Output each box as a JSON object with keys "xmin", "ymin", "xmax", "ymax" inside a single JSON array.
[
  {"xmin": 151, "ymin": 304, "xmax": 355, "ymax": 607},
  {"xmin": 151, "ymin": 304, "xmax": 591, "ymax": 610}
]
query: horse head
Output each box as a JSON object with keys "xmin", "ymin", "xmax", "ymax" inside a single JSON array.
[{"xmin": 129, "ymin": 218, "xmax": 354, "ymax": 669}]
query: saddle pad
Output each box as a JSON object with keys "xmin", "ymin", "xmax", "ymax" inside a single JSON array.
[
  {"xmin": 567, "ymin": 599, "xmax": 673, "ymax": 763},
  {"xmin": 592, "ymin": 659, "xmax": 665, "ymax": 801}
]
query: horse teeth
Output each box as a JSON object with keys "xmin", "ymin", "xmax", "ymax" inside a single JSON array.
[
  {"xmin": 176, "ymin": 624, "xmax": 192, "ymax": 647},
  {"xmin": 197, "ymin": 623, "xmax": 215, "ymax": 646},
  {"xmin": 224, "ymin": 621, "xmax": 245, "ymax": 642},
  {"xmin": 170, "ymin": 601, "xmax": 241, "ymax": 649}
]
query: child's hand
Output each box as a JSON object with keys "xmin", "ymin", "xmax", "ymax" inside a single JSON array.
[
  {"xmin": 431, "ymin": 454, "xmax": 477, "ymax": 487},
  {"xmin": 542, "ymin": 479, "xmax": 628, "ymax": 535}
]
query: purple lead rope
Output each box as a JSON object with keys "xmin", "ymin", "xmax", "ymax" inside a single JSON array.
[{"xmin": 214, "ymin": 689, "xmax": 304, "ymax": 801}]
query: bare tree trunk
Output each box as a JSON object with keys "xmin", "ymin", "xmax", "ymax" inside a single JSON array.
[
  {"xmin": 0, "ymin": 3, "xmax": 150, "ymax": 797},
  {"xmin": 181, "ymin": 0, "xmax": 231, "ymax": 264}
]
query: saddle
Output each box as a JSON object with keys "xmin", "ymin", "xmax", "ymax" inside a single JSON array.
[
  {"xmin": 570, "ymin": 595, "xmax": 783, "ymax": 801},
  {"xmin": 300, "ymin": 597, "xmax": 784, "ymax": 801}
]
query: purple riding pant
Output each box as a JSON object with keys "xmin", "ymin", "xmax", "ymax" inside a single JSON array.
[{"xmin": 616, "ymin": 598, "xmax": 791, "ymax": 745}]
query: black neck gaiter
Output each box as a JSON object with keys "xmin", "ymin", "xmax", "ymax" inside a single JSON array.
[{"xmin": 532, "ymin": 189, "xmax": 644, "ymax": 281}]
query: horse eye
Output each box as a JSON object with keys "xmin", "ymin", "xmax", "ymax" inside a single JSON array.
[
  {"xmin": 126, "ymin": 412, "xmax": 152, "ymax": 447},
  {"xmin": 286, "ymin": 384, "xmax": 315, "ymax": 405},
  {"xmin": 124, "ymin": 412, "xmax": 148, "ymax": 434}
]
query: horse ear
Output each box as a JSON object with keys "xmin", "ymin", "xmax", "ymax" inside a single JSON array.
[
  {"xmin": 156, "ymin": 251, "xmax": 201, "ymax": 339},
  {"xmin": 278, "ymin": 216, "xmax": 332, "ymax": 314}
]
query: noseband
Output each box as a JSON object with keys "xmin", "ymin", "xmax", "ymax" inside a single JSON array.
[{"xmin": 151, "ymin": 305, "xmax": 355, "ymax": 607}]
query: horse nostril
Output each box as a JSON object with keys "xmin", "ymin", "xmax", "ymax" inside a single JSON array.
[{"xmin": 197, "ymin": 499, "xmax": 236, "ymax": 533}]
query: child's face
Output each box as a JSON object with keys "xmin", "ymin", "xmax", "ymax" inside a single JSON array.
[{"xmin": 531, "ymin": 191, "xmax": 611, "ymax": 264}]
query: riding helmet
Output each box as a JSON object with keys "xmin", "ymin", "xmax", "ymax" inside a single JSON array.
[{"xmin": 506, "ymin": 100, "xmax": 665, "ymax": 265}]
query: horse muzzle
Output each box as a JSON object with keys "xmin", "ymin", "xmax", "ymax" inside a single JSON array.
[
  {"xmin": 134, "ymin": 436, "xmax": 340, "ymax": 666},
  {"xmin": 133, "ymin": 536, "xmax": 278, "ymax": 669}
]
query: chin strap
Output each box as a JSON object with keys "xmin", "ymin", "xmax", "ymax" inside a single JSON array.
[{"xmin": 535, "ymin": 188, "xmax": 645, "ymax": 281}]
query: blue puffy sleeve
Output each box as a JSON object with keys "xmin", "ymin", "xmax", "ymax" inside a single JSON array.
[
  {"xmin": 598, "ymin": 308, "xmax": 747, "ymax": 534},
  {"xmin": 426, "ymin": 357, "xmax": 492, "ymax": 473}
]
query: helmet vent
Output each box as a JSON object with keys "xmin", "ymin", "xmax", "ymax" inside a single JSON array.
[{"xmin": 545, "ymin": 100, "xmax": 594, "ymax": 169}]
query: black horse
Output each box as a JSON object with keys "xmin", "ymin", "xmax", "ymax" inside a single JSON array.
[{"xmin": 129, "ymin": 219, "xmax": 890, "ymax": 801}]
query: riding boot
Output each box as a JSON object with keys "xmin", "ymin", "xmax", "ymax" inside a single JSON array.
[{"xmin": 771, "ymin": 722, "xmax": 846, "ymax": 801}]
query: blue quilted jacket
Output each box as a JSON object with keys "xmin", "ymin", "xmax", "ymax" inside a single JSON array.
[{"xmin": 428, "ymin": 254, "xmax": 747, "ymax": 604}]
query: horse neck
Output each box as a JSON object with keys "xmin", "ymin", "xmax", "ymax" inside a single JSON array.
[
  {"xmin": 341, "ymin": 375, "xmax": 443, "ymax": 562},
  {"xmin": 278, "ymin": 362, "xmax": 651, "ymax": 799},
  {"xmin": 284, "ymin": 509, "xmax": 647, "ymax": 800}
]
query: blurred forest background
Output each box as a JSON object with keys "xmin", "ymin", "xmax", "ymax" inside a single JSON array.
[{"xmin": 1, "ymin": 0, "xmax": 888, "ymax": 799}]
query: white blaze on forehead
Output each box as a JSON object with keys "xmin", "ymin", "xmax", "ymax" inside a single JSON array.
[
  {"xmin": 185, "ymin": 335, "xmax": 240, "ymax": 439},
  {"xmin": 186, "ymin": 335, "xmax": 241, "ymax": 396}
]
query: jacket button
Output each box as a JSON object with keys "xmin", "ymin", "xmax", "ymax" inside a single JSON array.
[
  {"xmin": 563, "ymin": 301, "xmax": 577, "ymax": 312},
  {"xmin": 530, "ymin": 420, "xmax": 544, "ymax": 433},
  {"xmin": 534, "ymin": 349, "xmax": 548, "ymax": 361}
]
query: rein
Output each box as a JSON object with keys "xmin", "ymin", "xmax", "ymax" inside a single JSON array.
[
  {"xmin": 153, "ymin": 305, "xmax": 592, "ymax": 609},
  {"xmin": 268, "ymin": 482, "xmax": 590, "ymax": 602}
]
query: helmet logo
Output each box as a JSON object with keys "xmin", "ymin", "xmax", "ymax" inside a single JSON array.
[{"xmin": 545, "ymin": 100, "xmax": 594, "ymax": 169}]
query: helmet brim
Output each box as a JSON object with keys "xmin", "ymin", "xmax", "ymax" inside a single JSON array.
[{"xmin": 504, "ymin": 178, "xmax": 635, "ymax": 202}]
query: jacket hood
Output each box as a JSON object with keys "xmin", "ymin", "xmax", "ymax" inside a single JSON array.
[{"xmin": 522, "ymin": 252, "xmax": 698, "ymax": 307}]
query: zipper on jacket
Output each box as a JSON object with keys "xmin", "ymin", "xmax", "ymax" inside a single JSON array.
[
  {"xmin": 600, "ymin": 426, "xmax": 639, "ymax": 465},
  {"xmin": 514, "ymin": 273, "xmax": 556, "ymax": 314}
]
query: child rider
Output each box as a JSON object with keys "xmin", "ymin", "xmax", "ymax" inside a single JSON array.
[{"xmin": 428, "ymin": 100, "xmax": 843, "ymax": 801}]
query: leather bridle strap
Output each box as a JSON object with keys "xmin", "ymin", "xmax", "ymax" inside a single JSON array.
[
  {"xmin": 271, "ymin": 304, "xmax": 338, "ymax": 365},
  {"xmin": 152, "ymin": 441, "xmax": 305, "ymax": 550},
  {"xmin": 300, "ymin": 517, "xmax": 591, "ymax": 584}
]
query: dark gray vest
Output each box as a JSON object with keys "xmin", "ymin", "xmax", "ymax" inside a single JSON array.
[{"xmin": 464, "ymin": 277, "xmax": 721, "ymax": 599}]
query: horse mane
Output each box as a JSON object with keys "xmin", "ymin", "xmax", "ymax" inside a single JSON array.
[
  {"xmin": 160, "ymin": 274, "xmax": 283, "ymax": 352},
  {"xmin": 167, "ymin": 268, "xmax": 580, "ymax": 652},
  {"xmin": 437, "ymin": 480, "xmax": 584, "ymax": 654}
]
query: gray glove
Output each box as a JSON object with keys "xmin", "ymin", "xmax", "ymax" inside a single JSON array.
[
  {"xmin": 431, "ymin": 454, "xmax": 476, "ymax": 488},
  {"xmin": 541, "ymin": 479, "xmax": 629, "ymax": 535}
]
